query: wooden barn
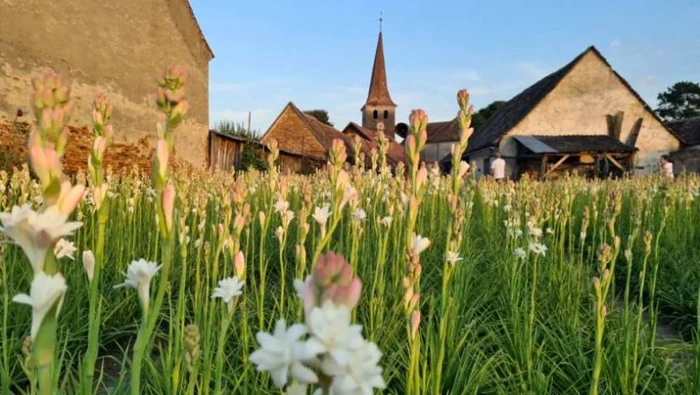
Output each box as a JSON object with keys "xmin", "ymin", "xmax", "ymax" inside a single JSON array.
[
  {"xmin": 464, "ymin": 46, "xmax": 682, "ymax": 180},
  {"xmin": 208, "ymin": 130, "xmax": 248, "ymax": 172},
  {"xmin": 668, "ymin": 117, "xmax": 700, "ymax": 173}
]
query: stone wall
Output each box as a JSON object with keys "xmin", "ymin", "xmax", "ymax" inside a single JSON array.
[
  {"xmin": 499, "ymin": 51, "xmax": 679, "ymax": 177},
  {"xmin": 0, "ymin": 0, "xmax": 212, "ymax": 168}
]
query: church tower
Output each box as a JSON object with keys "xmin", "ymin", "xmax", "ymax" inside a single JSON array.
[{"xmin": 362, "ymin": 28, "xmax": 397, "ymax": 140}]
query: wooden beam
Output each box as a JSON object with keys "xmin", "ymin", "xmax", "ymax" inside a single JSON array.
[
  {"xmin": 540, "ymin": 155, "xmax": 548, "ymax": 180},
  {"xmin": 544, "ymin": 154, "xmax": 571, "ymax": 178},
  {"xmin": 604, "ymin": 153, "xmax": 627, "ymax": 172}
]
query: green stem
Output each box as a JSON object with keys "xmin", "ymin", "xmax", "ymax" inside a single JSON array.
[{"xmin": 214, "ymin": 306, "xmax": 233, "ymax": 394}]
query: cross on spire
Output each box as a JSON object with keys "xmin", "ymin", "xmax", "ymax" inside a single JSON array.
[{"xmin": 379, "ymin": 12, "xmax": 383, "ymax": 33}]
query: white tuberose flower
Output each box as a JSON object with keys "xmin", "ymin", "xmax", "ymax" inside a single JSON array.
[
  {"xmin": 351, "ymin": 208, "xmax": 367, "ymax": 222},
  {"xmin": 114, "ymin": 259, "xmax": 162, "ymax": 315},
  {"xmin": 312, "ymin": 205, "xmax": 331, "ymax": 227},
  {"xmin": 54, "ymin": 238, "xmax": 77, "ymax": 260},
  {"xmin": 322, "ymin": 340, "xmax": 386, "ymax": 394},
  {"xmin": 12, "ymin": 272, "xmax": 68, "ymax": 339},
  {"xmin": 274, "ymin": 199, "xmax": 290, "ymax": 214},
  {"xmin": 211, "ymin": 276, "xmax": 244, "ymax": 310},
  {"xmin": 514, "ymin": 247, "xmax": 527, "ymax": 260},
  {"xmin": 446, "ymin": 251, "xmax": 462, "ymax": 266},
  {"xmin": 0, "ymin": 204, "xmax": 82, "ymax": 273},
  {"xmin": 250, "ymin": 319, "xmax": 319, "ymax": 388},
  {"xmin": 529, "ymin": 242, "xmax": 548, "ymax": 257},
  {"xmin": 305, "ymin": 301, "xmax": 364, "ymax": 370},
  {"xmin": 411, "ymin": 233, "xmax": 431, "ymax": 256}
]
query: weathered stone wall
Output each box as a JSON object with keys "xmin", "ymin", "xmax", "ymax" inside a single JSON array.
[
  {"xmin": 261, "ymin": 107, "xmax": 327, "ymax": 159},
  {"xmin": 0, "ymin": 0, "xmax": 211, "ymax": 168},
  {"xmin": 499, "ymin": 51, "xmax": 680, "ymax": 177},
  {"xmin": 422, "ymin": 142, "xmax": 453, "ymax": 163},
  {"xmin": 671, "ymin": 147, "xmax": 700, "ymax": 174}
]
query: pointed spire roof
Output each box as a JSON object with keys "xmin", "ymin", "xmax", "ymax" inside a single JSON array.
[{"xmin": 364, "ymin": 31, "xmax": 396, "ymax": 107}]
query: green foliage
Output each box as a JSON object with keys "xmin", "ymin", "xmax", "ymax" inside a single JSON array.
[
  {"xmin": 214, "ymin": 120, "xmax": 260, "ymax": 141},
  {"xmin": 472, "ymin": 100, "xmax": 506, "ymax": 130},
  {"xmin": 239, "ymin": 145, "xmax": 267, "ymax": 171},
  {"xmin": 656, "ymin": 81, "xmax": 700, "ymax": 121},
  {"xmin": 303, "ymin": 109, "xmax": 333, "ymax": 126}
]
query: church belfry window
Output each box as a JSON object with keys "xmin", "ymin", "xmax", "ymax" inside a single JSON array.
[
  {"xmin": 373, "ymin": 110, "xmax": 378, "ymax": 119},
  {"xmin": 383, "ymin": 110, "xmax": 388, "ymax": 119}
]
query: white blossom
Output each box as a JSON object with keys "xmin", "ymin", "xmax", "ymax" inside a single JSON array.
[
  {"xmin": 529, "ymin": 242, "xmax": 548, "ymax": 257},
  {"xmin": 0, "ymin": 204, "xmax": 82, "ymax": 273},
  {"xmin": 322, "ymin": 340, "xmax": 386, "ymax": 394},
  {"xmin": 446, "ymin": 251, "xmax": 462, "ymax": 266},
  {"xmin": 305, "ymin": 301, "xmax": 364, "ymax": 370},
  {"xmin": 211, "ymin": 276, "xmax": 245, "ymax": 310},
  {"xmin": 411, "ymin": 233, "xmax": 431, "ymax": 256},
  {"xmin": 379, "ymin": 216, "xmax": 392, "ymax": 228},
  {"xmin": 250, "ymin": 319, "xmax": 319, "ymax": 388},
  {"xmin": 114, "ymin": 259, "xmax": 162, "ymax": 314},
  {"xmin": 54, "ymin": 238, "xmax": 77, "ymax": 260},
  {"xmin": 12, "ymin": 272, "xmax": 68, "ymax": 339},
  {"xmin": 275, "ymin": 199, "xmax": 290, "ymax": 214},
  {"xmin": 514, "ymin": 247, "xmax": 527, "ymax": 260},
  {"xmin": 313, "ymin": 205, "xmax": 331, "ymax": 227},
  {"xmin": 351, "ymin": 208, "xmax": 367, "ymax": 222}
]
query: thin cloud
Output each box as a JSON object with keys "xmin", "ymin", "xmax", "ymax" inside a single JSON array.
[{"xmin": 610, "ymin": 40, "xmax": 621, "ymax": 48}]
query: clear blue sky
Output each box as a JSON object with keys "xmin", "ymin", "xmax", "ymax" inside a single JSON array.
[{"xmin": 190, "ymin": 0, "xmax": 700, "ymax": 134}]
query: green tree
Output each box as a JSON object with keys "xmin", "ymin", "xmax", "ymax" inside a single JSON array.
[
  {"xmin": 214, "ymin": 120, "xmax": 261, "ymax": 141},
  {"xmin": 656, "ymin": 81, "xmax": 700, "ymax": 121},
  {"xmin": 303, "ymin": 109, "xmax": 333, "ymax": 126},
  {"xmin": 472, "ymin": 100, "xmax": 506, "ymax": 130}
]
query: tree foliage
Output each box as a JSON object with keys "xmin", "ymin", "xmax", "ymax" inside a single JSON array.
[
  {"xmin": 472, "ymin": 101, "xmax": 506, "ymax": 131},
  {"xmin": 303, "ymin": 109, "xmax": 333, "ymax": 127},
  {"xmin": 214, "ymin": 120, "xmax": 261, "ymax": 141},
  {"xmin": 656, "ymin": 81, "xmax": 700, "ymax": 121}
]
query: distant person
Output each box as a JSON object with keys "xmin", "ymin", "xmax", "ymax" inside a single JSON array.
[
  {"xmin": 491, "ymin": 153, "xmax": 506, "ymax": 181},
  {"xmin": 660, "ymin": 155, "xmax": 674, "ymax": 179}
]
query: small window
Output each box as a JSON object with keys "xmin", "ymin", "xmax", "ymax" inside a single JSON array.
[
  {"xmin": 384, "ymin": 110, "xmax": 388, "ymax": 119},
  {"xmin": 373, "ymin": 110, "xmax": 378, "ymax": 119}
]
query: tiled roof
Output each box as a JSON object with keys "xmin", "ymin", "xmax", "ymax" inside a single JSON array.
[
  {"xmin": 342, "ymin": 123, "xmax": 406, "ymax": 167},
  {"xmin": 668, "ymin": 117, "xmax": 700, "ymax": 146},
  {"xmin": 518, "ymin": 135, "xmax": 637, "ymax": 154},
  {"xmin": 426, "ymin": 118, "xmax": 460, "ymax": 143},
  {"xmin": 364, "ymin": 32, "xmax": 396, "ymax": 107}
]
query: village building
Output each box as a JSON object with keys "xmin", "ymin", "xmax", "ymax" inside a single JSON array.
[
  {"xmin": 0, "ymin": 0, "xmax": 213, "ymax": 170},
  {"xmin": 668, "ymin": 117, "xmax": 700, "ymax": 173},
  {"xmin": 422, "ymin": 118, "xmax": 460, "ymax": 164},
  {"xmin": 463, "ymin": 46, "xmax": 681, "ymax": 180},
  {"xmin": 260, "ymin": 30, "xmax": 405, "ymax": 172}
]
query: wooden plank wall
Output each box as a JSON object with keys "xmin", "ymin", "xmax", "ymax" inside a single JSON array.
[{"xmin": 209, "ymin": 133, "xmax": 243, "ymax": 172}]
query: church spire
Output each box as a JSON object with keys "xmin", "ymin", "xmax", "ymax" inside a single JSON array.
[{"xmin": 364, "ymin": 29, "xmax": 396, "ymax": 108}]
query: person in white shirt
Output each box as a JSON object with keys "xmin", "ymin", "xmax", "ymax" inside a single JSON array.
[
  {"xmin": 660, "ymin": 155, "xmax": 674, "ymax": 179},
  {"xmin": 491, "ymin": 153, "xmax": 506, "ymax": 181}
]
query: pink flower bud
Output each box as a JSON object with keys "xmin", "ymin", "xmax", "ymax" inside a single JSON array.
[
  {"xmin": 405, "ymin": 134, "xmax": 416, "ymax": 155},
  {"xmin": 104, "ymin": 124, "xmax": 114, "ymax": 141},
  {"xmin": 409, "ymin": 109, "xmax": 428, "ymax": 135},
  {"xmin": 411, "ymin": 310, "xmax": 421, "ymax": 338},
  {"xmin": 312, "ymin": 252, "xmax": 362, "ymax": 309},
  {"xmin": 162, "ymin": 184, "xmax": 176, "ymax": 233},
  {"xmin": 458, "ymin": 161, "xmax": 470, "ymax": 178},
  {"xmin": 93, "ymin": 137, "xmax": 107, "ymax": 161},
  {"xmin": 457, "ymin": 89, "xmax": 470, "ymax": 110},
  {"xmin": 416, "ymin": 167, "xmax": 428, "ymax": 190},
  {"xmin": 56, "ymin": 181, "xmax": 85, "ymax": 216},
  {"xmin": 156, "ymin": 139, "xmax": 169, "ymax": 180},
  {"xmin": 234, "ymin": 251, "xmax": 245, "ymax": 278},
  {"xmin": 83, "ymin": 250, "xmax": 95, "ymax": 282}
]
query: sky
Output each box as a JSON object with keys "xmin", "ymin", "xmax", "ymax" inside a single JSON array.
[{"xmin": 190, "ymin": 0, "xmax": 700, "ymax": 135}]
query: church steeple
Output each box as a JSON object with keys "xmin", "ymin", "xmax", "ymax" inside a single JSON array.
[{"xmin": 362, "ymin": 28, "xmax": 397, "ymax": 140}]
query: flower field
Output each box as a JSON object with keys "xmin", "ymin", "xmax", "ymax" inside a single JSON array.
[{"xmin": 2, "ymin": 71, "xmax": 700, "ymax": 394}]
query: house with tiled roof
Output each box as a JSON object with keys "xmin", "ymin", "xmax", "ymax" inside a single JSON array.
[{"xmin": 461, "ymin": 46, "xmax": 681, "ymax": 179}]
